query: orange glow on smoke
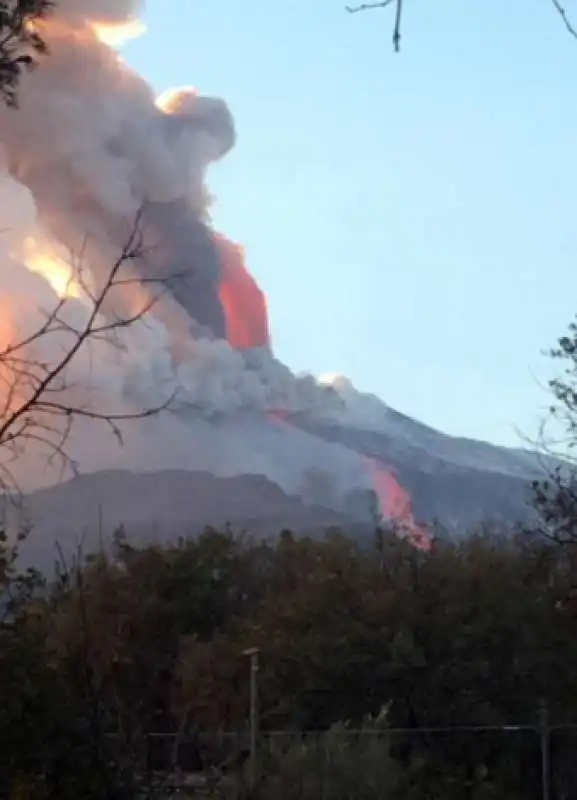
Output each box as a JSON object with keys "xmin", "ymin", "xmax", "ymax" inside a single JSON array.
[
  {"xmin": 0, "ymin": 307, "xmax": 15, "ymax": 353},
  {"xmin": 155, "ymin": 86, "xmax": 198, "ymax": 114},
  {"xmin": 21, "ymin": 238, "xmax": 80, "ymax": 299},
  {"xmin": 364, "ymin": 456, "xmax": 431, "ymax": 551},
  {"xmin": 0, "ymin": 303, "xmax": 36, "ymax": 415},
  {"xmin": 91, "ymin": 18, "xmax": 147, "ymax": 47},
  {"xmin": 214, "ymin": 234, "xmax": 270, "ymax": 350}
]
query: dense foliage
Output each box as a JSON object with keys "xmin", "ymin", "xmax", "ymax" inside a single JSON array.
[
  {"xmin": 0, "ymin": 0, "xmax": 53, "ymax": 107},
  {"xmin": 2, "ymin": 524, "xmax": 577, "ymax": 798}
]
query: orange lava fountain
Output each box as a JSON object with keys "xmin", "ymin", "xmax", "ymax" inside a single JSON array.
[{"xmin": 214, "ymin": 233, "xmax": 270, "ymax": 350}]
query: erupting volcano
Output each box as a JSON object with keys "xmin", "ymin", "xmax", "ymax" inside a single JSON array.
[{"xmin": 0, "ymin": 0, "xmax": 432, "ymax": 550}]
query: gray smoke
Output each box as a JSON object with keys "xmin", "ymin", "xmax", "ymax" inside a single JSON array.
[
  {"xmin": 53, "ymin": 0, "xmax": 143, "ymax": 23},
  {"xmin": 1, "ymin": 0, "xmax": 233, "ymax": 339},
  {"xmin": 0, "ymin": 1, "xmax": 385, "ymax": 512}
]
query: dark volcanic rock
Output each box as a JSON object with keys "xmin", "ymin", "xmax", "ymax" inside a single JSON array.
[
  {"xmin": 7, "ymin": 404, "xmax": 556, "ymax": 571},
  {"xmin": 12, "ymin": 469, "xmax": 356, "ymax": 572}
]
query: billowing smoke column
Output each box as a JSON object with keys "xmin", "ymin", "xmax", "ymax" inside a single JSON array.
[
  {"xmin": 0, "ymin": 0, "xmax": 429, "ymax": 549},
  {"xmin": 154, "ymin": 87, "xmax": 270, "ymax": 349},
  {"xmin": 2, "ymin": 17, "xmax": 233, "ymax": 341}
]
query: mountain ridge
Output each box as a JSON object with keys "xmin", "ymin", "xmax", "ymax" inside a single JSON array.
[{"xmin": 5, "ymin": 400, "xmax": 554, "ymax": 573}]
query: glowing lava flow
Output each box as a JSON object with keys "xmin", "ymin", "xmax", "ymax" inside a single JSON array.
[
  {"xmin": 215, "ymin": 234, "xmax": 270, "ymax": 350},
  {"xmin": 267, "ymin": 411, "xmax": 430, "ymax": 550},
  {"xmin": 364, "ymin": 456, "xmax": 431, "ymax": 550},
  {"xmin": 218, "ymin": 247, "xmax": 428, "ymax": 547}
]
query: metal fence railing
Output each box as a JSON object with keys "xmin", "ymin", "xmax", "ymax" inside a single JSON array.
[{"xmin": 129, "ymin": 722, "xmax": 577, "ymax": 799}]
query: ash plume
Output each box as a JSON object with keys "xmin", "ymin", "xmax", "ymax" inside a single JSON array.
[
  {"xmin": 0, "ymin": 0, "xmax": 338, "ymax": 420},
  {"xmin": 0, "ymin": 0, "xmax": 429, "ymax": 544},
  {"xmin": 0, "ymin": 2, "xmax": 233, "ymax": 340}
]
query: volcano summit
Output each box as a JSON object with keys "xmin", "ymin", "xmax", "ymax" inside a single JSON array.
[{"xmin": 0, "ymin": 1, "xmax": 548, "ymax": 553}]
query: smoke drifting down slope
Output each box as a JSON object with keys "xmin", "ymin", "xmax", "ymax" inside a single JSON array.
[{"xmin": 0, "ymin": 0, "xmax": 429, "ymax": 548}]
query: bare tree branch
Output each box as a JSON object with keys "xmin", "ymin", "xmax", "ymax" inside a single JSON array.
[
  {"xmin": 550, "ymin": 0, "xmax": 577, "ymax": 40},
  {"xmin": 0, "ymin": 205, "xmax": 179, "ymax": 492},
  {"xmin": 392, "ymin": 0, "xmax": 403, "ymax": 52},
  {"xmin": 346, "ymin": 0, "xmax": 403, "ymax": 51},
  {"xmin": 347, "ymin": 0, "xmax": 577, "ymax": 52},
  {"xmin": 346, "ymin": 0, "xmax": 394, "ymax": 12}
]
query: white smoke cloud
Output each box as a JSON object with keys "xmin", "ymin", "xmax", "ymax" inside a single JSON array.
[
  {"xmin": 0, "ymin": 167, "xmax": 373, "ymax": 504},
  {"xmin": 316, "ymin": 373, "xmax": 394, "ymax": 432},
  {"xmin": 0, "ymin": 2, "xmax": 386, "ymax": 514}
]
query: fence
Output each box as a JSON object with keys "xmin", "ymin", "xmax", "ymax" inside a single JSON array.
[{"xmin": 137, "ymin": 721, "xmax": 577, "ymax": 799}]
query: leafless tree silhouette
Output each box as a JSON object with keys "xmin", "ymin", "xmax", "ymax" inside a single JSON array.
[
  {"xmin": 0, "ymin": 206, "xmax": 176, "ymax": 493},
  {"xmin": 345, "ymin": 0, "xmax": 577, "ymax": 53}
]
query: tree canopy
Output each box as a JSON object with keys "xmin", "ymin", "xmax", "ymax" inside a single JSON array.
[
  {"xmin": 2, "ymin": 524, "xmax": 577, "ymax": 798},
  {"xmin": 0, "ymin": 1, "xmax": 53, "ymax": 107}
]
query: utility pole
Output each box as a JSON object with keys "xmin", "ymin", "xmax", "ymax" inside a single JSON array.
[
  {"xmin": 538, "ymin": 704, "xmax": 551, "ymax": 800},
  {"xmin": 243, "ymin": 647, "xmax": 260, "ymax": 792}
]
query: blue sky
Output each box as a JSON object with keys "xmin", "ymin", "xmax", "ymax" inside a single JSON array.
[{"xmin": 123, "ymin": 0, "xmax": 577, "ymax": 447}]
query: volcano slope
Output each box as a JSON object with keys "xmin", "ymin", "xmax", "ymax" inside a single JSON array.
[
  {"xmin": 300, "ymin": 407, "xmax": 545, "ymax": 530},
  {"xmin": 10, "ymin": 402, "xmax": 551, "ymax": 573}
]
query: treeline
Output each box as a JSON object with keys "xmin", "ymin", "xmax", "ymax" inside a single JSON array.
[{"xmin": 2, "ymin": 523, "xmax": 577, "ymax": 798}]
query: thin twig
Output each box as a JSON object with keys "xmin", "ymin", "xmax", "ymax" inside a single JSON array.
[
  {"xmin": 345, "ymin": 0, "xmax": 403, "ymax": 52},
  {"xmin": 346, "ymin": 0, "xmax": 394, "ymax": 12},
  {"xmin": 0, "ymin": 204, "xmax": 177, "ymax": 493},
  {"xmin": 393, "ymin": 0, "xmax": 403, "ymax": 51},
  {"xmin": 550, "ymin": 0, "xmax": 577, "ymax": 40},
  {"xmin": 347, "ymin": 0, "xmax": 577, "ymax": 53}
]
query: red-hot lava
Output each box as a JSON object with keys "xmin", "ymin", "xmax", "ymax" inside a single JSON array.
[
  {"xmin": 266, "ymin": 412, "xmax": 430, "ymax": 550},
  {"xmin": 364, "ymin": 457, "xmax": 431, "ymax": 551},
  {"xmin": 221, "ymin": 251, "xmax": 430, "ymax": 549},
  {"xmin": 214, "ymin": 233, "xmax": 270, "ymax": 350}
]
